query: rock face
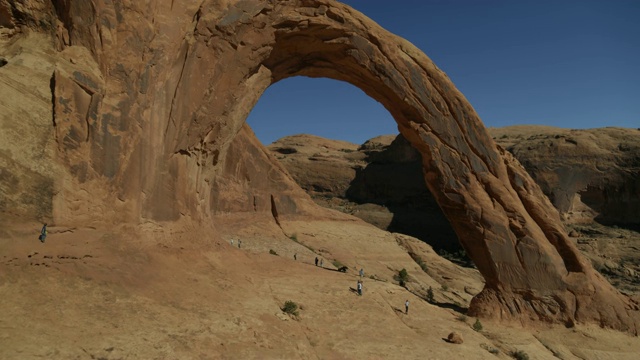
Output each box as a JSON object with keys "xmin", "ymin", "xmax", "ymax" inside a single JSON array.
[
  {"xmin": 270, "ymin": 127, "xmax": 640, "ymax": 258},
  {"xmin": 269, "ymin": 134, "xmax": 459, "ymax": 251},
  {"xmin": 0, "ymin": 0, "xmax": 637, "ymax": 332},
  {"xmin": 491, "ymin": 126, "xmax": 640, "ymax": 227}
]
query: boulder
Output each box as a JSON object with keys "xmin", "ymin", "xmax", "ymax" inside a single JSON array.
[{"xmin": 447, "ymin": 331, "xmax": 463, "ymax": 344}]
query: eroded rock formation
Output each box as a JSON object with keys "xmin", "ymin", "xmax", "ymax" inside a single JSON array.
[
  {"xmin": 0, "ymin": 0, "xmax": 637, "ymax": 332},
  {"xmin": 491, "ymin": 126, "xmax": 640, "ymax": 227}
]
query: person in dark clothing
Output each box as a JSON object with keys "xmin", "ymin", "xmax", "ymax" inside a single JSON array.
[
  {"xmin": 39, "ymin": 223, "xmax": 47, "ymax": 243},
  {"xmin": 405, "ymin": 300, "xmax": 409, "ymax": 314},
  {"xmin": 315, "ymin": 257, "xmax": 318, "ymax": 266}
]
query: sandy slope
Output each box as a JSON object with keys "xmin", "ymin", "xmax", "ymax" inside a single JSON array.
[{"xmin": 1, "ymin": 216, "xmax": 638, "ymax": 359}]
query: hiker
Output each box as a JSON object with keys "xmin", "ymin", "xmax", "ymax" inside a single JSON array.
[
  {"xmin": 357, "ymin": 280, "xmax": 363, "ymax": 296},
  {"xmin": 359, "ymin": 268, "xmax": 364, "ymax": 278},
  {"xmin": 294, "ymin": 253, "xmax": 297, "ymax": 261},
  {"xmin": 238, "ymin": 239, "xmax": 242, "ymax": 248},
  {"xmin": 320, "ymin": 259, "xmax": 323, "ymax": 268},
  {"xmin": 39, "ymin": 223, "xmax": 47, "ymax": 243},
  {"xmin": 405, "ymin": 299, "xmax": 409, "ymax": 314},
  {"xmin": 315, "ymin": 257, "xmax": 318, "ymax": 266},
  {"xmin": 230, "ymin": 239, "xmax": 234, "ymax": 246}
]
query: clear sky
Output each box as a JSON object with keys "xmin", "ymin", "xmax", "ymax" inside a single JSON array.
[{"xmin": 247, "ymin": 0, "xmax": 639, "ymax": 145}]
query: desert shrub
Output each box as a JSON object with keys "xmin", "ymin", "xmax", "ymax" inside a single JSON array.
[
  {"xmin": 332, "ymin": 260, "xmax": 345, "ymax": 269},
  {"xmin": 441, "ymin": 284, "xmax": 449, "ymax": 291},
  {"xmin": 418, "ymin": 261, "xmax": 428, "ymax": 272},
  {"xmin": 480, "ymin": 343, "xmax": 500, "ymax": 355},
  {"xmin": 473, "ymin": 318, "xmax": 483, "ymax": 332},
  {"xmin": 395, "ymin": 268, "xmax": 409, "ymax": 286},
  {"xmin": 269, "ymin": 249, "xmax": 278, "ymax": 256},
  {"xmin": 426, "ymin": 286, "xmax": 435, "ymax": 303},
  {"xmin": 289, "ymin": 233, "xmax": 298, "ymax": 241},
  {"xmin": 456, "ymin": 314, "xmax": 467, "ymax": 322},
  {"xmin": 409, "ymin": 253, "xmax": 429, "ymax": 273},
  {"xmin": 282, "ymin": 300, "xmax": 299, "ymax": 316},
  {"xmin": 437, "ymin": 248, "xmax": 475, "ymax": 268},
  {"xmin": 510, "ymin": 350, "xmax": 529, "ymax": 360}
]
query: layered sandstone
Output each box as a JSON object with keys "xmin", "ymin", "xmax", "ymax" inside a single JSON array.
[
  {"xmin": 0, "ymin": 0, "xmax": 637, "ymax": 332},
  {"xmin": 491, "ymin": 126, "xmax": 640, "ymax": 226}
]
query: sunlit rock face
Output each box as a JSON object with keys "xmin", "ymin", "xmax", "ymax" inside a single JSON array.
[
  {"xmin": 0, "ymin": 0, "xmax": 637, "ymax": 333},
  {"xmin": 491, "ymin": 126, "xmax": 640, "ymax": 227}
]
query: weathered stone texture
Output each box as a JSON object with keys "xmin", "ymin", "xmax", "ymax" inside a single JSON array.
[{"xmin": 0, "ymin": 0, "xmax": 637, "ymax": 333}]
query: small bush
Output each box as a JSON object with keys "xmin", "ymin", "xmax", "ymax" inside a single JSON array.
[
  {"xmin": 289, "ymin": 233, "xmax": 298, "ymax": 241},
  {"xmin": 332, "ymin": 259, "xmax": 345, "ymax": 269},
  {"xmin": 511, "ymin": 350, "xmax": 529, "ymax": 360},
  {"xmin": 396, "ymin": 268, "xmax": 409, "ymax": 286},
  {"xmin": 441, "ymin": 284, "xmax": 449, "ymax": 291},
  {"xmin": 473, "ymin": 318, "xmax": 483, "ymax": 332},
  {"xmin": 456, "ymin": 314, "xmax": 467, "ymax": 322},
  {"xmin": 269, "ymin": 249, "xmax": 278, "ymax": 256},
  {"xmin": 409, "ymin": 253, "xmax": 429, "ymax": 273},
  {"xmin": 426, "ymin": 286, "xmax": 435, "ymax": 303},
  {"xmin": 480, "ymin": 343, "xmax": 500, "ymax": 355},
  {"xmin": 282, "ymin": 300, "xmax": 299, "ymax": 316}
]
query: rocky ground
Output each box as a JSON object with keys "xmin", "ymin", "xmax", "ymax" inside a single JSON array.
[{"xmin": 1, "ymin": 214, "xmax": 639, "ymax": 359}]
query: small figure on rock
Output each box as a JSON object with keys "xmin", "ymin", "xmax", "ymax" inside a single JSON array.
[
  {"xmin": 405, "ymin": 299, "xmax": 409, "ymax": 314},
  {"xmin": 39, "ymin": 223, "xmax": 47, "ymax": 243},
  {"xmin": 357, "ymin": 280, "xmax": 363, "ymax": 296},
  {"xmin": 320, "ymin": 259, "xmax": 323, "ymax": 267},
  {"xmin": 294, "ymin": 253, "xmax": 297, "ymax": 261},
  {"xmin": 315, "ymin": 257, "xmax": 319, "ymax": 266},
  {"xmin": 230, "ymin": 239, "xmax": 234, "ymax": 246},
  {"xmin": 238, "ymin": 239, "xmax": 242, "ymax": 248},
  {"xmin": 359, "ymin": 268, "xmax": 364, "ymax": 277}
]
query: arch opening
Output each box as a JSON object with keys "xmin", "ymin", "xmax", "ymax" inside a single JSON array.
[{"xmin": 246, "ymin": 75, "xmax": 470, "ymax": 260}]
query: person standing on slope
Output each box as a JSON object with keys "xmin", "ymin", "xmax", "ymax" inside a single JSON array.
[{"xmin": 39, "ymin": 223, "xmax": 47, "ymax": 243}]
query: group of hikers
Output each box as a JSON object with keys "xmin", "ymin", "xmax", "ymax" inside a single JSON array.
[{"xmin": 226, "ymin": 235, "xmax": 411, "ymax": 315}]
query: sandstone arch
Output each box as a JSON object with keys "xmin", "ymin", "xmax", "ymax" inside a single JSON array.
[{"xmin": 2, "ymin": 0, "xmax": 637, "ymax": 333}]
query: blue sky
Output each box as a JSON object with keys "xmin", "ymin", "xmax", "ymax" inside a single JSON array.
[{"xmin": 247, "ymin": 0, "xmax": 639, "ymax": 145}]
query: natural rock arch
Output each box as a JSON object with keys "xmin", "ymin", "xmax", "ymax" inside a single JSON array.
[
  {"xmin": 192, "ymin": 0, "xmax": 638, "ymax": 333},
  {"xmin": 2, "ymin": 0, "xmax": 637, "ymax": 332}
]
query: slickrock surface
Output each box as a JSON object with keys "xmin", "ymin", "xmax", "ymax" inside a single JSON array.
[
  {"xmin": 0, "ymin": 0, "xmax": 637, "ymax": 339},
  {"xmin": 2, "ymin": 218, "xmax": 639, "ymax": 359}
]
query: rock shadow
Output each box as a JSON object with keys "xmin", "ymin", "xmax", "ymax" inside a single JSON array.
[{"xmin": 345, "ymin": 134, "xmax": 463, "ymax": 253}]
